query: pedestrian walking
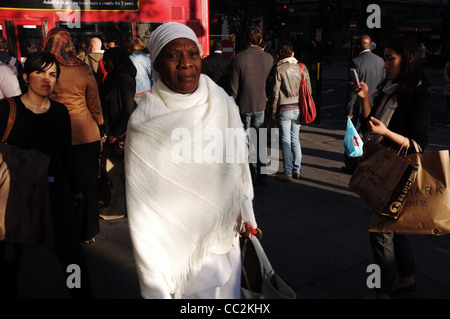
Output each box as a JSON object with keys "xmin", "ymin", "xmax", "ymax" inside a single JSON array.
[
  {"xmin": 343, "ymin": 35, "xmax": 385, "ymax": 174},
  {"xmin": 229, "ymin": 25, "xmax": 275, "ymax": 185},
  {"xmin": 45, "ymin": 27, "xmax": 104, "ymax": 245},
  {"xmin": 352, "ymin": 35, "xmax": 432, "ymax": 299},
  {"xmin": 269, "ymin": 40, "xmax": 308, "ymax": 182},
  {"xmin": 0, "ymin": 51, "xmax": 94, "ymax": 299},
  {"xmin": 124, "ymin": 22, "xmax": 257, "ymax": 299}
]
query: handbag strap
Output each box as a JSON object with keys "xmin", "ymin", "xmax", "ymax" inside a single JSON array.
[
  {"xmin": 250, "ymin": 235, "xmax": 275, "ymax": 277},
  {"xmin": 240, "ymin": 238, "xmax": 254, "ymax": 290},
  {"xmin": 1, "ymin": 98, "xmax": 17, "ymax": 143},
  {"xmin": 299, "ymin": 63, "xmax": 304, "ymax": 79},
  {"xmin": 411, "ymin": 139, "xmax": 423, "ymax": 153}
]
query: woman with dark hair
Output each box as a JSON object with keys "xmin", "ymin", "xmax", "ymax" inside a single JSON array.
[
  {"xmin": 270, "ymin": 40, "xmax": 312, "ymax": 182},
  {"xmin": 99, "ymin": 47, "xmax": 136, "ymax": 220},
  {"xmin": 353, "ymin": 35, "xmax": 432, "ymax": 298},
  {"xmin": 0, "ymin": 51, "xmax": 94, "ymax": 298}
]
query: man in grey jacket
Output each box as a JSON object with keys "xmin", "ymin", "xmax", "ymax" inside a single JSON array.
[
  {"xmin": 229, "ymin": 25, "xmax": 274, "ymax": 185},
  {"xmin": 343, "ymin": 35, "xmax": 385, "ymax": 174}
]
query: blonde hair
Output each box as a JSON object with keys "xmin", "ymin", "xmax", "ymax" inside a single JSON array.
[{"xmin": 128, "ymin": 37, "xmax": 145, "ymax": 52}]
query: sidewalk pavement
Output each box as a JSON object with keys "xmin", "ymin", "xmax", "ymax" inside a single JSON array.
[{"xmin": 16, "ymin": 60, "xmax": 450, "ymax": 300}]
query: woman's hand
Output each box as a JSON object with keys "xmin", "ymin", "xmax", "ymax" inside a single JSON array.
[
  {"xmin": 353, "ymin": 81, "xmax": 369, "ymax": 100},
  {"xmin": 108, "ymin": 135, "xmax": 117, "ymax": 144},
  {"xmin": 240, "ymin": 221, "xmax": 252, "ymax": 238},
  {"xmin": 367, "ymin": 116, "xmax": 389, "ymax": 136},
  {"xmin": 368, "ymin": 117, "xmax": 410, "ymax": 148}
]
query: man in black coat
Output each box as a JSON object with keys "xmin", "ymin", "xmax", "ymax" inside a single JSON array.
[
  {"xmin": 343, "ymin": 34, "xmax": 385, "ymax": 174},
  {"xmin": 203, "ymin": 41, "xmax": 231, "ymax": 91}
]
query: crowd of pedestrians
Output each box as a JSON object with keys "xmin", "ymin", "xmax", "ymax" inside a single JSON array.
[{"xmin": 0, "ymin": 21, "xmax": 448, "ymax": 300}]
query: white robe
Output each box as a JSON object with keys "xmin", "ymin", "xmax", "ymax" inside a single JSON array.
[{"xmin": 125, "ymin": 75, "xmax": 257, "ymax": 299}]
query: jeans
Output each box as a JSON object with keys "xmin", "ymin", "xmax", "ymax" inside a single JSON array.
[
  {"xmin": 240, "ymin": 111, "xmax": 266, "ymax": 179},
  {"xmin": 278, "ymin": 109, "xmax": 301, "ymax": 176},
  {"xmin": 370, "ymin": 232, "xmax": 415, "ymax": 293}
]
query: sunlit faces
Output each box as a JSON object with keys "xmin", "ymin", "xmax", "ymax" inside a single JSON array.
[
  {"xmin": 383, "ymin": 48, "xmax": 402, "ymax": 82},
  {"xmin": 154, "ymin": 38, "xmax": 202, "ymax": 94},
  {"xmin": 24, "ymin": 62, "xmax": 58, "ymax": 97}
]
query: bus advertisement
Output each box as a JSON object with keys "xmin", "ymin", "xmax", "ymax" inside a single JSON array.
[{"xmin": 0, "ymin": 0, "xmax": 210, "ymax": 62}]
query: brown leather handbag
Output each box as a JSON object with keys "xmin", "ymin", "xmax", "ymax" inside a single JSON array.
[{"xmin": 0, "ymin": 98, "xmax": 17, "ymax": 240}]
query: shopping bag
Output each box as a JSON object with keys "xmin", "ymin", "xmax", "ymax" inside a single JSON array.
[
  {"xmin": 240, "ymin": 235, "xmax": 296, "ymax": 299},
  {"xmin": 344, "ymin": 117, "xmax": 364, "ymax": 157},
  {"xmin": 298, "ymin": 63, "xmax": 316, "ymax": 124},
  {"xmin": 349, "ymin": 138, "xmax": 419, "ymax": 219},
  {"xmin": 369, "ymin": 149, "xmax": 450, "ymax": 235}
]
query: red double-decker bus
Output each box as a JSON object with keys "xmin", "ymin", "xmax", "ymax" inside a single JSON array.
[{"xmin": 0, "ymin": 0, "xmax": 210, "ymax": 63}]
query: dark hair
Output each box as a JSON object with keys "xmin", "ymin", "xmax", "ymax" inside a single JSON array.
[
  {"xmin": 23, "ymin": 51, "xmax": 61, "ymax": 79},
  {"xmin": 376, "ymin": 35, "xmax": 428, "ymax": 98},
  {"xmin": 0, "ymin": 37, "xmax": 7, "ymax": 50},
  {"xmin": 212, "ymin": 41, "xmax": 223, "ymax": 52},
  {"xmin": 277, "ymin": 40, "xmax": 294, "ymax": 60},
  {"xmin": 103, "ymin": 46, "xmax": 136, "ymax": 78},
  {"xmin": 245, "ymin": 25, "xmax": 263, "ymax": 46}
]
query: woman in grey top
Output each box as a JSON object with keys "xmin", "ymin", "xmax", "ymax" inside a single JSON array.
[{"xmin": 270, "ymin": 40, "xmax": 312, "ymax": 182}]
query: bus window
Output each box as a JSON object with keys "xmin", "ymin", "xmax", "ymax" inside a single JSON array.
[
  {"xmin": 136, "ymin": 22, "xmax": 163, "ymax": 49},
  {"xmin": 56, "ymin": 22, "xmax": 133, "ymax": 51}
]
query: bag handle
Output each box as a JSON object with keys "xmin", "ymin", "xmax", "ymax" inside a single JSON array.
[
  {"xmin": 1, "ymin": 98, "xmax": 17, "ymax": 143},
  {"xmin": 411, "ymin": 139, "xmax": 423, "ymax": 153},
  {"xmin": 249, "ymin": 235, "xmax": 275, "ymax": 277},
  {"xmin": 299, "ymin": 63, "xmax": 304, "ymax": 79}
]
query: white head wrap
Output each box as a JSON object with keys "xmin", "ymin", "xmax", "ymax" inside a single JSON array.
[{"xmin": 148, "ymin": 22, "xmax": 200, "ymax": 84}]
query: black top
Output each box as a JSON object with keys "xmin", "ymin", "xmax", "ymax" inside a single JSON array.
[
  {"xmin": 0, "ymin": 96, "xmax": 75, "ymax": 189},
  {"xmin": 100, "ymin": 72, "xmax": 136, "ymax": 138},
  {"xmin": 362, "ymin": 83, "xmax": 432, "ymax": 152}
]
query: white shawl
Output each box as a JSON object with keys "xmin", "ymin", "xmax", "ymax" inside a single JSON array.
[{"xmin": 125, "ymin": 75, "xmax": 254, "ymax": 298}]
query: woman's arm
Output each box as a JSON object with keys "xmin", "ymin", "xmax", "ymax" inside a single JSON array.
[{"xmin": 366, "ymin": 116, "xmax": 411, "ymax": 148}]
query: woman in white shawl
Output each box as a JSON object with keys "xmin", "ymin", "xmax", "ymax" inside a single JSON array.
[{"xmin": 124, "ymin": 22, "xmax": 257, "ymax": 299}]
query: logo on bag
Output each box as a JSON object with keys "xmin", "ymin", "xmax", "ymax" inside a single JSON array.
[
  {"xmin": 353, "ymin": 136, "xmax": 360, "ymax": 147},
  {"xmin": 383, "ymin": 167, "xmax": 418, "ymax": 218},
  {"xmin": 389, "ymin": 201, "xmax": 402, "ymax": 214}
]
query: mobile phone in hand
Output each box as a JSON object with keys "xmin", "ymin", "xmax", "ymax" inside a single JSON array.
[{"xmin": 349, "ymin": 68, "xmax": 360, "ymax": 88}]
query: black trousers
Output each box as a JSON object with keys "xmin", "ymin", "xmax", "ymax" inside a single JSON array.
[
  {"xmin": 370, "ymin": 232, "xmax": 415, "ymax": 294},
  {"xmin": 0, "ymin": 176, "xmax": 94, "ymax": 299},
  {"xmin": 72, "ymin": 141, "xmax": 101, "ymax": 241}
]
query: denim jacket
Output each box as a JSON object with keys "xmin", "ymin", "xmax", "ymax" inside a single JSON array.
[{"xmin": 129, "ymin": 51, "xmax": 153, "ymax": 94}]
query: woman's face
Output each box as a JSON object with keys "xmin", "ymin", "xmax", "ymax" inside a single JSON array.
[
  {"xmin": 154, "ymin": 38, "xmax": 202, "ymax": 94},
  {"xmin": 24, "ymin": 62, "xmax": 58, "ymax": 97},
  {"xmin": 383, "ymin": 48, "xmax": 402, "ymax": 81},
  {"xmin": 103, "ymin": 56, "xmax": 114, "ymax": 73}
]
